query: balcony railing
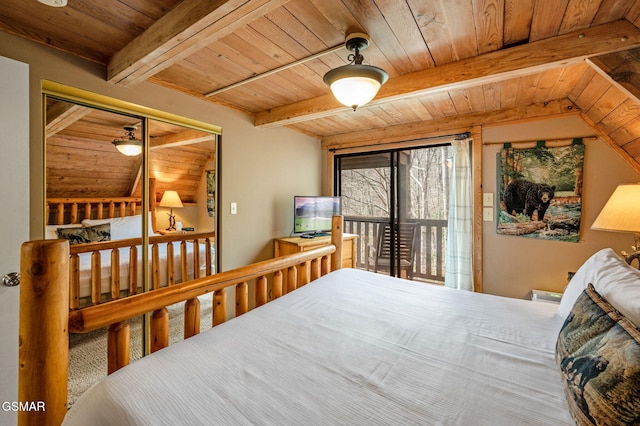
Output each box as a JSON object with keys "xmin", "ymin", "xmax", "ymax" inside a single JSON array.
[{"xmin": 344, "ymin": 216, "xmax": 447, "ymax": 284}]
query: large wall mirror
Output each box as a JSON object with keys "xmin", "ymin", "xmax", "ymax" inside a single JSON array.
[
  {"xmin": 43, "ymin": 82, "xmax": 221, "ymax": 393},
  {"xmin": 43, "ymin": 81, "xmax": 220, "ymax": 306}
]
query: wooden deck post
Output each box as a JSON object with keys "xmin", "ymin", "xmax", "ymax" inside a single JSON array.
[{"xmin": 19, "ymin": 240, "xmax": 69, "ymax": 426}]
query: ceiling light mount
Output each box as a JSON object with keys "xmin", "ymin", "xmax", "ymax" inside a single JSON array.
[
  {"xmin": 112, "ymin": 125, "xmax": 142, "ymax": 156},
  {"xmin": 344, "ymin": 32, "xmax": 370, "ymax": 63},
  {"xmin": 323, "ymin": 33, "xmax": 388, "ymax": 111}
]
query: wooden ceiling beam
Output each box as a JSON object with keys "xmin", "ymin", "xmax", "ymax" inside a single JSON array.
[
  {"xmin": 321, "ymin": 99, "xmax": 579, "ymax": 150},
  {"xmin": 45, "ymin": 103, "xmax": 92, "ymax": 138},
  {"xmin": 586, "ymin": 48, "xmax": 640, "ymax": 104},
  {"xmin": 580, "ymin": 111, "xmax": 640, "ymax": 175},
  {"xmin": 257, "ymin": 20, "xmax": 640, "ymax": 129},
  {"xmin": 108, "ymin": 0, "xmax": 290, "ymax": 86},
  {"xmin": 150, "ymin": 129, "xmax": 217, "ymax": 150}
]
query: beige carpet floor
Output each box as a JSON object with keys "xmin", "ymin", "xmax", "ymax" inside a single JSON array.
[{"xmin": 68, "ymin": 295, "xmax": 213, "ymax": 407}]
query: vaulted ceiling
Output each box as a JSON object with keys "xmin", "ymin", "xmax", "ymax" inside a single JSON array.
[{"xmin": 3, "ymin": 0, "xmax": 640, "ymax": 196}]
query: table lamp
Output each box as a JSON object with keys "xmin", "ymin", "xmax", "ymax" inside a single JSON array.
[
  {"xmin": 591, "ymin": 183, "xmax": 640, "ymax": 266},
  {"xmin": 159, "ymin": 190, "xmax": 183, "ymax": 231}
]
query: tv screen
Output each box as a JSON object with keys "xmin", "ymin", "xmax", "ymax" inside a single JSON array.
[{"xmin": 294, "ymin": 196, "xmax": 341, "ymax": 236}]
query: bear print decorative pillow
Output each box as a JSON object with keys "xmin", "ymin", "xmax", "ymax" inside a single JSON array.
[
  {"xmin": 556, "ymin": 284, "xmax": 640, "ymax": 425},
  {"xmin": 56, "ymin": 223, "xmax": 111, "ymax": 245}
]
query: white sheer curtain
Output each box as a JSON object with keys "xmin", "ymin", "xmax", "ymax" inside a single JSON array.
[{"xmin": 445, "ymin": 138, "xmax": 474, "ymax": 291}]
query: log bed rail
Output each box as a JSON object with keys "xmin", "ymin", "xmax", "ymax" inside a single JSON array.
[{"xmin": 18, "ymin": 216, "xmax": 344, "ymax": 426}]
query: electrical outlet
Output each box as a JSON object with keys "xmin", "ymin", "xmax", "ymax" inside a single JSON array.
[{"xmin": 230, "ymin": 202, "xmax": 237, "ymax": 215}]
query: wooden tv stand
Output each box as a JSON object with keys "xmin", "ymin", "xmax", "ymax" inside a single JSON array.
[{"xmin": 274, "ymin": 233, "xmax": 357, "ymax": 269}]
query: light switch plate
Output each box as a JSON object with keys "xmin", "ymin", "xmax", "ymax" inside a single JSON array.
[
  {"xmin": 483, "ymin": 192, "xmax": 494, "ymax": 207},
  {"xmin": 230, "ymin": 202, "xmax": 237, "ymax": 215},
  {"xmin": 483, "ymin": 207, "xmax": 493, "ymax": 222}
]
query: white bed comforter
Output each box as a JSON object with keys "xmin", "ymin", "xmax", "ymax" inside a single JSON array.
[{"xmin": 63, "ymin": 268, "xmax": 572, "ymax": 425}]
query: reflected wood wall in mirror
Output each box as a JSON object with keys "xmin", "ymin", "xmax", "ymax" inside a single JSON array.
[
  {"xmin": 46, "ymin": 98, "xmax": 144, "ymax": 200},
  {"xmin": 44, "ymin": 92, "xmax": 219, "ymax": 236}
]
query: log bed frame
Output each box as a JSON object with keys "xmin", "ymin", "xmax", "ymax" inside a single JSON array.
[{"xmin": 18, "ymin": 216, "xmax": 344, "ymax": 425}]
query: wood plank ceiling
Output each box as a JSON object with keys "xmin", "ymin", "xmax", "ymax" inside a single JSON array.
[{"xmin": 3, "ymin": 0, "xmax": 640, "ymax": 200}]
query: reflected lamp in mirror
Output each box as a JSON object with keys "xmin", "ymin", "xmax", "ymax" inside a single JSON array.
[
  {"xmin": 112, "ymin": 125, "xmax": 142, "ymax": 156},
  {"xmin": 159, "ymin": 190, "xmax": 183, "ymax": 231},
  {"xmin": 591, "ymin": 183, "xmax": 640, "ymax": 266}
]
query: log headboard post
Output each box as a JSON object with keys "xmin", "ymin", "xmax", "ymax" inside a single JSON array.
[
  {"xmin": 19, "ymin": 240, "xmax": 69, "ymax": 426},
  {"xmin": 331, "ymin": 215, "xmax": 343, "ymax": 271}
]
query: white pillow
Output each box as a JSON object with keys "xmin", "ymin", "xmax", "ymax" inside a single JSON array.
[
  {"xmin": 557, "ymin": 248, "xmax": 640, "ymax": 327},
  {"xmin": 82, "ymin": 212, "xmax": 157, "ymax": 240},
  {"xmin": 45, "ymin": 224, "xmax": 82, "ymax": 240}
]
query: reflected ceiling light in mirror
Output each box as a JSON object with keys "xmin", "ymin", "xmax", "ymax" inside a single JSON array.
[
  {"xmin": 112, "ymin": 125, "xmax": 142, "ymax": 156},
  {"xmin": 37, "ymin": 0, "xmax": 67, "ymax": 6},
  {"xmin": 323, "ymin": 33, "xmax": 388, "ymax": 111}
]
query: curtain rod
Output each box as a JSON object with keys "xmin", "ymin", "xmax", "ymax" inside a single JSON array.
[
  {"xmin": 482, "ymin": 136, "xmax": 597, "ymax": 146},
  {"xmin": 328, "ymin": 131, "xmax": 471, "ymax": 153}
]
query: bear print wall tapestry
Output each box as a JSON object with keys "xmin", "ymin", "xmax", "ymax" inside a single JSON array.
[{"xmin": 497, "ymin": 139, "xmax": 584, "ymax": 242}]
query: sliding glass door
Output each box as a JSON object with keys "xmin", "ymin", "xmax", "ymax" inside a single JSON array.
[{"xmin": 335, "ymin": 144, "xmax": 452, "ymax": 283}]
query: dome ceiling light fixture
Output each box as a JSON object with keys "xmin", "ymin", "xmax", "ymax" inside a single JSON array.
[
  {"xmin": 112, "ymin": 125, "xmax": 143, "ymax": 156},
  {"xmin": 323, "ymin": 32, "xmax": 389, "ymax": 111}
]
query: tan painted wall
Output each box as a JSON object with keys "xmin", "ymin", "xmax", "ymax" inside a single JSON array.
[
  {"xmin": 482, "ymin": 116, "xmax": 640, "ymax": 299},
  {"xmin": 0, "ymin": 31, "xmax": 322, "ymax": 276}
]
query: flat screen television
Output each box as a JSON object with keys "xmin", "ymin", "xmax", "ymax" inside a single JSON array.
[{"xmin": 294, "ymin": 196, "xmax": 341, "ymax": 238}]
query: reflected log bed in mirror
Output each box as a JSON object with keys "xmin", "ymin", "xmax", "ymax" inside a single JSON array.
[
  {"xmin": 47, "ymin": 197, "xmax": 142, "ymax": 225},
  {"xmin": 68, "ymin": 231, "xmax": 215, "ymax": 309}
]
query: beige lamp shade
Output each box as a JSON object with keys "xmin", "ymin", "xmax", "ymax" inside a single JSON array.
[
  {"xmin": 591, "ymin": 184, "xmax": 640, "ymax": 233},
  {"xmin": 159, "ymin": 191, "xmax": 183, "ymax": 208},
  {"xmin": 159, "ymin": 191, "xmax": 183, "ymax": 231}
]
